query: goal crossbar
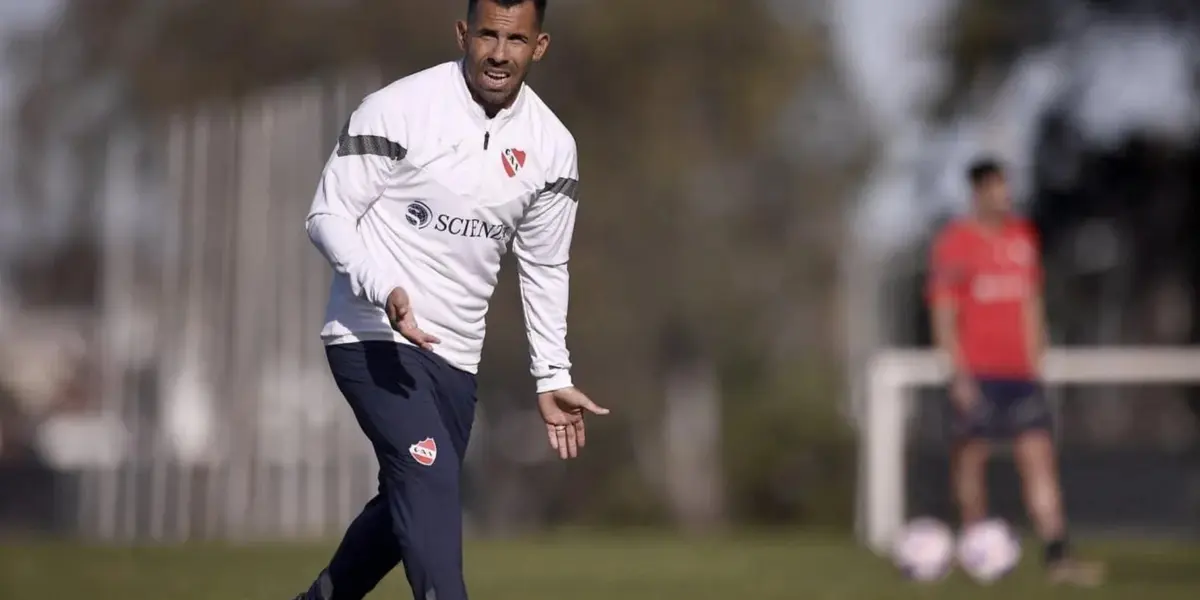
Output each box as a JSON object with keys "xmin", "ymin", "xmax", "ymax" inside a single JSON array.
[{"xmin": 858, "ymin": 347, "xmax": 1200, "ymax": 553}]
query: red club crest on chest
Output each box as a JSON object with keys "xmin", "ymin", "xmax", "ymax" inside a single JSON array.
[{"xmin": 501, "ymin": 148, "xmax": 526, "ymax": 178}]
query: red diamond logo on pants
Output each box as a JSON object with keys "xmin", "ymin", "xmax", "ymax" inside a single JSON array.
[{"xmin": 409, "ymin": 437, "xmax": 437, "ymax": 466}]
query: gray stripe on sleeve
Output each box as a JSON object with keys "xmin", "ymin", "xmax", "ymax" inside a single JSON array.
[
  {"xmin": 540, "ymin": 177, "xmax": 579, "ymax": 201},
  {"xmin": 336, "ymin": 119, "xmax": 406, "ymax": 160}
]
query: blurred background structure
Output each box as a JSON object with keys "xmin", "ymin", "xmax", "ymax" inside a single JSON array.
[{"xmin": 0, "ymin": 0, "xmax": 1198, "ymax": 551}]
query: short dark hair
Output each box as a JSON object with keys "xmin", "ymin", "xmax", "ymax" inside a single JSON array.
[
  {"xmin": 467, "ymin": 0, "xmax": 547, "ymax": 26},
  {"xmin": 967, "ymin": 157, "xmax": 1004, "ymax": 188}
]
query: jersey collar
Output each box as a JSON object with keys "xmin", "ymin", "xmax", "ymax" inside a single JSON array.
[
  {"xmin": 453, "ymin": 59, "xmax": 526, "ymax": 129},
  {"xmin": 965, "ymin": 215, "xmax": 1015, "ymax": 238}
]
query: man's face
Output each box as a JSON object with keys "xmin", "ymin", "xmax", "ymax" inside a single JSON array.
[
  {"xmin": 456, "ymin": 0, "xmax": 549, "ymax": 111},
  {"xmin": 974, "ymin": 173, "xmax": 1011, "ymax": 217}
]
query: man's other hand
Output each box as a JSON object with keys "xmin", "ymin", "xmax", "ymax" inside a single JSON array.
[
  {"xmin": 385, "ymin": 287, "xmax": 440, "ymax": 350},
  {"xmin": 538, "ymin": 387, "xmax": 609, "ymax": 460}
]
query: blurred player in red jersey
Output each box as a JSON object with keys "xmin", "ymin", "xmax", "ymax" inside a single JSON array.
[{"xmin": 928, "ymin": 158, "xmax": 1104, "ymax": 585}]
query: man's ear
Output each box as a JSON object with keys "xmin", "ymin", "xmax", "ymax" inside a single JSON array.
[
  {"xmin": 455, "ymin": 20, "xmax": 469, "ymax": 52},
  {"xmin": 532, "ymin": 32, "xmax": 551, "ymax": 62}
]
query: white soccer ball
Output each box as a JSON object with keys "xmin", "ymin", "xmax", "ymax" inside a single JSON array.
[
  {"xmin": 957, "ymin": 519, "xmax": 1022, "ymax": 583},
  {"xmin": 892, "ymin": 517, "xmax": 955, "ymax": 582}
]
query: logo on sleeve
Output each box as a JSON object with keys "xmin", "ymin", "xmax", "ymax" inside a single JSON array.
[
  {"xmin": 405, "ymin": 201, "xmax": 433, "ymax": 229},
  {"xmin": 501, "ymin": 148, "xmax": 526, "ymax": 178},
  {"xmin": 409, "ymin": 437, "xmax": 437, "ymax": 466}
]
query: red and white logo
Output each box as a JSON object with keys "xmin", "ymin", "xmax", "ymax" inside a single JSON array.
[
  {"xmin": 408, "ymin": 437, "xmax": 437, "ymax": 466},
  {"xmin": 501, "ymin": 148, "xmax": 526, "ymax": 178}
]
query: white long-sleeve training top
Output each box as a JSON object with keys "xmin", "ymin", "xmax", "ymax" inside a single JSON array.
[{"xmin": 306, "ymin": 61, "xmax": 579, "ymax": 393}]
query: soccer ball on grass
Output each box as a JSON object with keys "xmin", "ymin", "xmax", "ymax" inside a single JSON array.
[
  {"xmin": 957, "ymin": 518, "xmax": 1022, "ymax": 583},
  {"xmin": 891, "ymin": 517, "xmax": 954, "ymax": 582}
]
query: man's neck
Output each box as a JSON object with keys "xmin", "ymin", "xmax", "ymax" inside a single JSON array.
[
  {"xmin": 473, "ymin": 92, "xmax": 504, "ymax": 119},
  {"xmin": 971, "ymin": 213, "xmax": 1006, "ymax": 234}
]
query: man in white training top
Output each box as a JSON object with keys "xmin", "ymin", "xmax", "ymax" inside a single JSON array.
[{"xmin": 295, "ymin": 1, "xmax": 607, "ymax": 598}]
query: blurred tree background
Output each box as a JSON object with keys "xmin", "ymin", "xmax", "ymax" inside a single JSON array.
[{"xmin": 4, "ymin": 0, "xmax": 872, "ymax": 534}]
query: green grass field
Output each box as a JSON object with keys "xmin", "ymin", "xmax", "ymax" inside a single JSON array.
[{"xmin": 2, "ymin": 533, "xmax": 1198, "ymax": 599}]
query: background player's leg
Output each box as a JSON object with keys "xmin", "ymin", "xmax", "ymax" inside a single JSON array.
[
  {"xmin": 1013, "ymin": 430, "xmax": 1065, "ymax": 550},
  {"xmin": 1008, "ymin": 381, "xmax": 1103, "ymax": 585},
  {"xmin": 949, "ymin": 380, "xmax": 994, "ymax": 526},
  {"xmin": 1005, "ymin": 382, "xmax": 1066, "ymax": 552},
  {"xmin": 951, "ymin": 439, "xmax": 991, "ymax": 526}
]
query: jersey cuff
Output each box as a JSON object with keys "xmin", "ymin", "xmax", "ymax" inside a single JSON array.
[
  {"xmin": 368, "ymin": 278, "xmax": 396, "ymax": 311},
  {"xmin": 535, "ymin": 370, "xmax": 573, "ymax": 394}
]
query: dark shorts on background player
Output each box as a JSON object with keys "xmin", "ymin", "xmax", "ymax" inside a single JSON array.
[
  {"xmin": 950, "ymin": 377, "xmax": 1052, "ymax": 441},
  {"xmin": 303, "ymin": 341, "xmax": 477, "ymax": 600}
]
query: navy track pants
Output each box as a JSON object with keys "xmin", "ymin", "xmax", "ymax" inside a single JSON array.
[{"xmin": 301, "ymin": 341, "xmax": 477, "ymax": 600}]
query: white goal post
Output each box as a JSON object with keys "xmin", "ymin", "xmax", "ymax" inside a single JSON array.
[{"xmin": 857, "ymin": 347, "xmax": 1200, "ymax": 554}]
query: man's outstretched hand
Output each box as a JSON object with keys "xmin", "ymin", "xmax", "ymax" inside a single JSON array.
[
  {"xmin": 385, "ymin": 287, "xmax": 440, "ymax": 350},
  {"xmin": 538, "ymin": 387, "xmax": 609, "ymax": 460}
]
